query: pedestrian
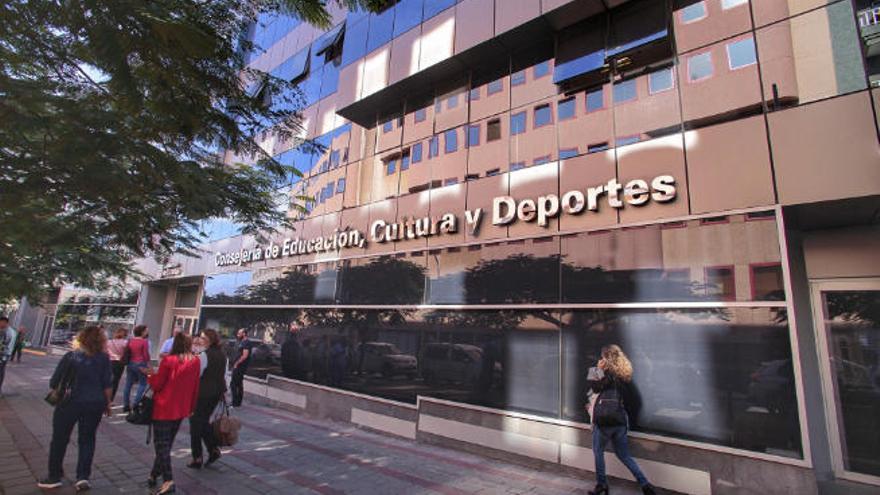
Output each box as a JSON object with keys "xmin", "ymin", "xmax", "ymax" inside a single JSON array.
[
  {"xmin": 0, "ymin": 316, "xmax": 18, "ymax": 396},
  {"xmin": 146, "ymin": 332, "xmax": 201, "ymax": 494},
  {"xmin": 37, "ymin": 326, "xmax": 112, "ymax": 492},
  {"xmin": 121, "ymin": 325, "xmax": 151, "ymax": 413},
  {"xmin": 159, "ymin": 326, "xmax": 183, "ymax": 359},
  {"xmin": 280, "ymin": 322, "xmax": 304, "ymax": 380},
  {"xmin": 188, "ymin": 329, "xmax": 227, "ymax": 469},
  {"xmin": 587, "ymin": 345, "xmax": 656, "ymax": 495},
  {"xmin": 12, "ymin": 325, "xmax": 27, "ymax": 363},
  {"xmin": 106, "ymin": 327, "xmax": 129, "ymax": 402},
  {"xmin": 229, "ymin": 328, "xmax": 253, "ymax": 407},
  {"xmin": 328, "ymin": 337, "xmax": 347, "ymax": 388}
]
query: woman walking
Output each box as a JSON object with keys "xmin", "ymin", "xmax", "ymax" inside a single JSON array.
[
  {"xmin": 106, "ymin": 328, "xmax": 129, "ymax": 402},
  {"xmin": 12, "ymin": 325, "xmax": 26, "ymax": 363},
  {"xmin": 121, "ymin": 325, "xmax": 151, "ymax": 413},
  {"xmin": 37, "ymin": 326, "xmax": 112, "ymax": 492},
  {"xmin": 188, "ymin": 329, "xmax": 227, "ymax": 469},
  {"xmin": 588, "ymin": 345, "xmax": 655, "ymax": 495},
  {"xmin": 147, "ymin": 332, "xmax": 201, "ymax": 494}
]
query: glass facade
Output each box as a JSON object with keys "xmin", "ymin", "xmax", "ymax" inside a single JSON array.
[{"xmin": 199, "ymin": 212, "xmax": 800, "ymax": 457}]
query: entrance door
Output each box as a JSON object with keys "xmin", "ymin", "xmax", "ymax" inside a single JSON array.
[
  {"xmin": 172, "ymin": 315, "xmax": 198, "ymax": 336},
  {"xmin": 812, "ymin": 279, "xmax": 880, "ymax": 485}
]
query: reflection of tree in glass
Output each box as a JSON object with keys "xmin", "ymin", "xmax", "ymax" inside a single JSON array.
[
  {"xmin": 826, "ymin": 291, "xmax": 880, "ymax": 327},
  {"xmin": 339, "ymin": 257, "xmax": 425, "ymax": 305}
]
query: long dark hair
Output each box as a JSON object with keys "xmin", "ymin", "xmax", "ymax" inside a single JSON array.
[
  {"xmin": 170, "ymin": 332, "xmax": 193, "ymax": 356},
  {"xmin": 201, "ymin": 328, "xmax": 221, "ymax": 349}
]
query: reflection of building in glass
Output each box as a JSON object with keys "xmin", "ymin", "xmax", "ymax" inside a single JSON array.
[{"xmin": 20, "ymin": 1, "xmax": 879, "ymax": 493}]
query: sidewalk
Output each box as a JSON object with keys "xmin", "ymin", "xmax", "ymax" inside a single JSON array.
[{"xmin": 0, "ymin": 354, "xmax": 643, "ymax": 495}]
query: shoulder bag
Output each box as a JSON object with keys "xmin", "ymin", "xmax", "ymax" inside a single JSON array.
[
  {"xmin": 45, "ymin": 352, "xmax": 76, "ymax": 407},
  {"xmin": 212, "ymin": 395, "xmax": 241, "ymax": 447},
  {"xmin": 592, "ymin": 386, "xmax": 628, "ymax": 427}
]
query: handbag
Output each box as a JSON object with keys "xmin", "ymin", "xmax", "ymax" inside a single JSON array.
[
  {"xmin": 212, "ymin": 395, "xmax": 241, "ymax": 447},
  {"xmin": 126, "ymin": 388, "xmax": 154, "ymax": 425},
  {"xmin": 592, "ymin": 386, "xmax": 628, "ymax": 427},
  {"xmin": 120, "ymin": 342, "xmax": 132, "ymax": 366},
  {"xmin": 45, "ymin": 352, "xmax": 76, "ymax": 407}
]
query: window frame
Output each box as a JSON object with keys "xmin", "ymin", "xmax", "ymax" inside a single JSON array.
[
  {"xmin": 414, "ymin": 107, "xmax": 427, "ymax": 123},
  {"xmin": 486, "ymin": 119, "xmax": 502, "ymax": 142},
  {"xmin": 385, "ymin": 158, "xmax": 397, "ymax": 175},
  {"xmin": 721, "ymin": 0, "xmax": 748, "ymax": 10},
  {"xmin": 487, "ymin": 79, "xmax": 504, "ymax": 96},
  {"xmin": 533, "ymin": 103, "xmax": 553, "ymax": 128},
  {"xmin": 679, "ymin": 1, "xmax": 708, "ymax": 24},
  {"xmin": 510, "ymin": 111, "xmax": 527, "ymax": 135},
  {"xmin": 648, "ymin": 67, "xmax": 676, "ymax": 94},
  {"xmin": 533, "ymin": 60, "xmax": 551, "ymax": 79},
  {"xmin": 557, "ymin": 97, "xmax": 576, "ymax": 121},
  {"xmin": 559, "ymin": 147, "xmax": 579, "ymax": 159},
  {"xmin": 444, "ymin": 128, "xmax": 458, "ymax": 154},
  {"xmin": 704, "ymin": 264, "xmax": 737, "ymax": 301},
  {"xmin": 687, "ymin": 51, "xmax": 714, "ymax": 83},
  {"xmin": 749, "ymin": 262, "xmax": 784, "ymax": 300},
  {"xmin": 411, "ymin": 142, "xmax": 423, "ymax": 163},
  {"xmin": 586, "ymin": 87, "xmax": 605, "ymax": 112},
  {"xmin": 511, "ymin": 70, "xmax": 526, "ymax": 87},
  {"xmin": 467, "ymin": 124, "xmax": 481, "ymax": 148},
  {"xmin": 726, "ymin": 36, "xmax": 758, "ymax": 71},
  {"xmin": 612, "ymin": 79, "xmax": 638, "ymax": 104}
]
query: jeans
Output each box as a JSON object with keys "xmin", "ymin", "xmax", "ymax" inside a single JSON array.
[
  {"xmin": 0, "ymin": 359, "xmax": 6, "ymax": 394},
  {"xmin": 190, "ymin": 394, "xmax": 221, "ymax": 459},
  {"xmin": 122, "ymin": 362, "xmax": 148, "ymax": 409},
  {"xmin": 48, "ymin": 401, "xmax": 104, "ymax": 481},
  {"xmin": 592, "ymin": 425, "xmax": 649, "ymax": 487},
  {"xmin": 230, "ymin": 367, "xmax": 245, "ymax": 407},
  {"xmin": 152, "ymin": 419, "xmax": 182, "ymax": 482}
]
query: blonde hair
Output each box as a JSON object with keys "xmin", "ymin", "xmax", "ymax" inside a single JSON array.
[
  {"xmin": 602, "ymin": 344, "xmax": 634, "ymax": 382},
  {"xmin": 73, "ymin": 326, "xmax": 107, "ymax": 356}
]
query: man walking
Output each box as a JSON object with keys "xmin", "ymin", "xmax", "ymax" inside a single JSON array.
[
  {"xmin": 229, "ymin": 328, "xmax": 253, "ymax": 407},
  {"xmin": 159, "ymin": 326, "xmax": 183, "ymax": 359},
  {"xmin": 0, "ymin": 316, "xmax": 19, "ymax": 396}
]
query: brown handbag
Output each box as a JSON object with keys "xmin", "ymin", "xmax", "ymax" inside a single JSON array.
[{"xmin": 211, "ymin": 395, "xmax": 241, "ymax": 447}]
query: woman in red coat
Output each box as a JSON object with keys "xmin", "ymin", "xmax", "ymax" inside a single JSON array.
[{"xmin": 146, "ymin": 333, "xmax": 201, "ymax": 494}]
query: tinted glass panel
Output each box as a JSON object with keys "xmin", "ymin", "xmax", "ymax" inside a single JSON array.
[
  {"xmin": 649, "ymin": 67, "xmax": 674, "ymax": 93},
  {"xmin": 424, "ymin": 0, "xmax": 456, "ymax": 20},
  {"xmin": 411, "ymin": 142, "xmax": 423, "ymax": 162},
  {"xmin": 562, "ymin": 307, "xmax": 802, "ymax": 457},
  {"xmin": 394, "ymin": 0, "xmax": 424, "ymax": 37},
  {"xmin": 341, "ymin": 18, "xmax": 369, "ymax": 67},
  {"xmin": 534, "ymin": 105, "xmax": 552, "ymax": 127},
  {"xmin": 822, "ymin": 290, "xmax": 880, "ymax": 476},
  {"xmin": 367, "ymin": 8, "xmax": 395, "ymax": 54},
  {"xmin": 561, "ymin": 214, "xmax": 784, "ymax": 303},
  {"xmin": 444, "ymin": 128, "xmax": 458, "ymax": 153},
  {"xmin": 338, "ymin": 256, "xmax": 427, "ymax": 305}
]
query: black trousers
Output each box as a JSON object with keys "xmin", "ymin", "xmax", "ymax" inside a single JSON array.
[
  {"xmin": 0, "ymin": 360, "xmax": 7, "ymax": 394},
  {"xmin": 110, "ymin": 361, "xmax": 125, "ymax": 401},
  {"xmin": 48, "ymin": 401, "xmax": 104, "ymax": 481},
  {"xmin": 230, "ymin": 368, "xmax": 246, "ymax": 407},
  {"xmin": 190, "ymin": 395, "xmax": 221, "ymax": 459},
  {"xmin": 152, "ymin": 419, "xmax": 182, "ymax": 482}
]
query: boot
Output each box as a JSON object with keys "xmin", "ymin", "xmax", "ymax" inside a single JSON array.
[
  {"xmin": 588, "ymin": 484, "xmax": 609, "ymax": 495},
  {"xmin": 642, "ymin": 484, "xmax": 657, "ymax": 495}
]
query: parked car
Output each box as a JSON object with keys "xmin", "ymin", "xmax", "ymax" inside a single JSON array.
[
  {"xmin": 420, "ymin": 343, "xmax": 483, "ymax": 385},
  {"xmin": 358, "ymin": 342, "xmax": 417, "ymax": 378}
]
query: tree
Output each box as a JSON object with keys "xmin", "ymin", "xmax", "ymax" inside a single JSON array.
[{"xmin": 0, "ymin": 0, "xmax": 385, "ymax": 300}]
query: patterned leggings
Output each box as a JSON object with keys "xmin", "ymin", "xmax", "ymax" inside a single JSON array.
[{"xmin": 151, "ymin": 419, "xmax": 182, "ymax": 482}]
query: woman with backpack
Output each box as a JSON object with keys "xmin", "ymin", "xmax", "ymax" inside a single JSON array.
[
  {"xmin": 588, "ymin": 345, "xmax": 656, "ymax": 495},
  {"xmin": 146, "ymin": 332, "xmax": 201, "ymax": 494},
  {"xmin": 121, "ymin": 325, "xmax": 151, "ymax": 413},
  {"xmin": 37, "ymin": 326, "xmax": 112, "ymax": 492},
  {"xmin": 106, "ymin": 327, "xmax": 129, "ymax": 402}
]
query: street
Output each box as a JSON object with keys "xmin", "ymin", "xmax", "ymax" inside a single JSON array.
[{"xmin": 0, "ymin": 353, "xmax": 645, "ymax": 495}]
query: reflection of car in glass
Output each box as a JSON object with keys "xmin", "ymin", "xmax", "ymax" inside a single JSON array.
[
  {"xmin": 420, "ymin": 343, "xmax": 483, "ymax": 384},
  {"xmin": 747, "ymin": 359, "xmax": 794, "ymax": 413},
  {"xmin": 359, "ymin": 342, "xmax": 417, "ymax": 378}
]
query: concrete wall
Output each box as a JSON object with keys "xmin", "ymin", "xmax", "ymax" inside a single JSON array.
[
  {"xmin": 803, "ymin": 226, "xmax": 880, "ymax": 280},
  {"xmin": 243, "ymin": 373, "xmax": 818, "ymax": 494}
]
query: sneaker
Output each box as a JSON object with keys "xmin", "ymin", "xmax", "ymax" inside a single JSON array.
[
  {"xmin": 37, "ymin": 478, "xmax": 63, "ymax": 489},
  {"xmin": 75, "ymin": 479, "xmax": 91, "ymax": 492}
]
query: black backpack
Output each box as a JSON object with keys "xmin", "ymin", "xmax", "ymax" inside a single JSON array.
[{"xmin": 593, "ymin": 385, "xmax": 628, "ymax": 427}]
